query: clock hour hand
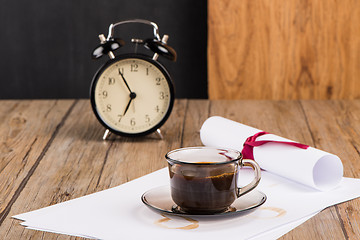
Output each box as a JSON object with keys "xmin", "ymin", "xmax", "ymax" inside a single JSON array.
[
  {"xmin": 123, "ymin": 92, "xmax": 137, "ymax": 116},
  {"xmin": 119, "ymin": 71, "xmax": 132, "ymax": 93},
  {"xmin": 123, "ymin": 98, "xmax": 133, "ymax": 116}
]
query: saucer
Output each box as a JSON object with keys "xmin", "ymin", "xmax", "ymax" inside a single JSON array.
[{"xmin": 141, "ymin": 186, "xmax": 267, "ymax": 217}]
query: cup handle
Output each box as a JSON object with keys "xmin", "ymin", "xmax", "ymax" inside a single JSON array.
[{"xmin": 237, "ymin": 159, "xmax": 261, "ymax": 197}]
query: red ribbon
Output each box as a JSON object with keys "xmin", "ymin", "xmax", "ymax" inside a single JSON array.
[{"xmin": 241, "ymin": 131, "xmax": 309, "ymax": 160}]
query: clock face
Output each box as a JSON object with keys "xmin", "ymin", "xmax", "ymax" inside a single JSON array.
[{"xmin": 90, "ymin": 55, "xmax": 174, "ymax": 136}]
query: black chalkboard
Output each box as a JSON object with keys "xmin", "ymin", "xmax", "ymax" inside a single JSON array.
[{"xmin": 0, "ymin": 0, "xmax": 207, "ymax": 99}]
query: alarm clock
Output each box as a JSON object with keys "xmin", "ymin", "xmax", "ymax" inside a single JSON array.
[{"xmin": 90, "ymin": 19, "xmax": 177, "ymax": 139}]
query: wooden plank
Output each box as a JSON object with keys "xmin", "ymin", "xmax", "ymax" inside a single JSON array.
[
  {"xmin": 299, "ymin": 100, "xmax": 360, "ymax": 178},
  {"xmin": 96, "ymin": 99, "xmax": 188, "ymax": 190},
  {"xmin": 208, "ymin": 0, "xmax": 360, "ymax": 99},
  {"xmin": 300, "ymin": 100, "xmax": 360, "ymax": 239},
  {"xmin": 181, "ymin": 99, "xmax": 210, "ymax": 147},
  {"xmin": 0, "ymin": 100, "xmax": 76, "ymax": 224},
  {"xmin": 208, "ymin": 100, "xmax": 346, "ymax": 239},
  {"xmin": 0, "ymin": 99, "xmax": 187, "ymax": 239},
  {"xmin": 208, "ymin": 100, "xmax": 313, "ymax": 143},
  {"xmin": 1, "ymin": 99, "xmax": 359, "ymax": 239},
  {"xmin": 281, "ymin": 208, "xmax": 346, "ymax": 240}
]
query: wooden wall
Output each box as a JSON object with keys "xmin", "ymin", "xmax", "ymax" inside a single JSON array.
[{"xmin": 208, "ymin": 0, "xmax": 360, "ymax": 100}]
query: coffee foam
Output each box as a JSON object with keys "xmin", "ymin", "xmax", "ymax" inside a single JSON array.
[{"xmin": 168, "ymin": 148, "xmax": 238, "ymax": 164}]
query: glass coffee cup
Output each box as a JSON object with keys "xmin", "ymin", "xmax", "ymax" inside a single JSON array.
[{"xmin": 166, "ymin": 147, "xmax": 261, "ymax": 214}]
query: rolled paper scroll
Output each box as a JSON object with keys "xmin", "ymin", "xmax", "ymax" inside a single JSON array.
[{"xmin": 200, "ymin": 116, "xmax": 343, "ymax": 191}]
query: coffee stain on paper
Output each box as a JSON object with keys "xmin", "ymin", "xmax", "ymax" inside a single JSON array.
[
  {"xmin": 250, "ymin": 207, "xmax": 287, "ymax": 219},
  {"xmin": 155, "ymin": 214, "xmax": 199, "ymax": 230}
]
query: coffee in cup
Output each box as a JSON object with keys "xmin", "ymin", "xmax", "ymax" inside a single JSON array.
[{"xmin": 166, "ymin": 147, "xmax": 261, "ymax": 214}]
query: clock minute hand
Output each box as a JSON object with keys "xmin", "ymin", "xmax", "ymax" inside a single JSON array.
[{"xmin": 119, "ymin": 72, "xmax": 132, "ymax": 93}]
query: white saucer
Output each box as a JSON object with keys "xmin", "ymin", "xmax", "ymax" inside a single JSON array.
[{"xmin": 141, "ymin": 186, "xmax": 266, "ymax": 217}]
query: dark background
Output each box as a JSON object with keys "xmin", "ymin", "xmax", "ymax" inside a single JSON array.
[{"xmin": 0, "ymin": 0, "xmax": 207, "ymax": 99}]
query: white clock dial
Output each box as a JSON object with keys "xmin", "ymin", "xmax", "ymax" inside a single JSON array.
[{"xmin": 91, "ymin": 56, "xmax": 174, "ymax": 136}]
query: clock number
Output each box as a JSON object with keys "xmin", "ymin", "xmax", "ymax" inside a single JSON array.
[
  {"xmin": 146, "ymin": 68, "xmax": 149, "ymax": 75},
  {"xmin": 159, "ymin": 92, "xmax": 165, "ymax": 100},
  {"xmin": 155, "ymin": 78, "xmax": 161, "ymax": 85},
  {"xmin": 102, "ymin": 91, "xmax": 108, "ymax": 98},
  {"xmin": 108, "ymin": 77, "xmax": 115, "ymax": 85},
  {"xmin": 106, "ymin": 104, "xmax": 112, "ymax": 112},
  {"xmin": 118, "ymin": 68, "xmax": 124, "ymax": 75},
  {"xmin": 155, "ymin": 105, "xmax": 160, "ymax": 112},
  {"xmin": 130, "ymin": 118, "xmax": 136, "ymax": 126},
  {"xmin": 117, "ymin": 114, "xmax": 123, "ymax": 122},
  {"xmin": 145, "ymin": 114, "xmax": 150, "ymax": 123},
  {"xmin": 131, "ymin": 64, "xmax": 138, "ymax": 72}
]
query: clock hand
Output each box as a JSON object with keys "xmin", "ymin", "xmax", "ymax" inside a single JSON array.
[
  {"xmin": 123, "ymin": 98, "xmax": 133, "ymax": 116},
  {"xmin": 119, "ymin": 71, "xmax": 132, "ymax": 93},
  {"xmin": 123, "ymin": 92, "xmax": 137, "ymax": 116}
]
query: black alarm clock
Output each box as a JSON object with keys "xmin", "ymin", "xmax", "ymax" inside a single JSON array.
[{"xmin": 90, "ymin": 19, "xmax": 176, "ymax": 139}]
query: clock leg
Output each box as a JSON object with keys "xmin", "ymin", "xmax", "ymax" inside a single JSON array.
[
  {"xmin": 103, "ymin": 129, "xmax": 111, "ymax": 140},
  {"xmin": 155, "ymin": 129, "xmax": 163, "ymax": 140}
]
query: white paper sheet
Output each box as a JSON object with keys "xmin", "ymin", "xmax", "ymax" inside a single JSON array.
[
  {"xmin": 14, "ymin": 167, "xmax": 360, "ymax": 240},
  {"xmin": 200, "ymin": 116, "xmax": 343, "ymax": 191}
]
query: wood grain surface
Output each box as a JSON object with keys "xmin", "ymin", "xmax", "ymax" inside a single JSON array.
[
  {"xmin": 0, "ymin": 99, "xmax": 359, "ymax": 239},
  {"xmin": 208, "ymin": 0, "xmax": 360, "ymax": 100}
]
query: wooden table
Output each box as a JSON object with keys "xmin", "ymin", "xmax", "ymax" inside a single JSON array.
[{"xmin": 0, "ymin": 99, "xmax": 359, "ymax": 239}]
